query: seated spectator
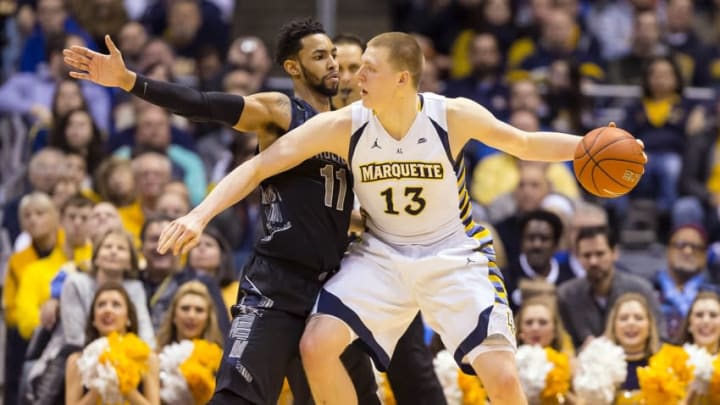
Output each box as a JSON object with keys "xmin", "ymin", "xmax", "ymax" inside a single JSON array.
[
  {"xmin": 2, "ymin": 147, "xmax": 64, "ymax": 244},
  {"xmin": 115, "ymin": 106, "xmax": 207, "ymax": 205},
  {"xmin": 48, "ymin": 108, "xmax": 106, "ymax": 179},
  {"xmin": 558, "ymin": 226, "xmax": 664, "ymax": 348},
  {"xmin": 69, "ymin": 0, "xmax": 128, "ymax": 52},
  {"xmin": 607, "ymin": 10, "xmax": 667, "ymax": 85},
  {"xmin": 156, "ymin": 281, "xmax": 224, "ymax": 348},
  {"xmin": 86, "ymin": 202, "xmax": 123, "ymax": 242},
  {"xmin": 117, "ymin": 21, "xmax": 149, "ymax": 72},
  {"xmin": 504, "ymin": 209, "xmax": 576, "ymax": 310},
  {"xmin": 664, "ymin": 0, "xmax": 705, "ymax": 84},
  {"xmin": 26, "ymin": 228, "xmax": 154, "ymax": 403},
  {"xmin": 545, "ymin": 58, "xmax": 592, "ymax": 134},
  {"xmin": 19, "ymin": 0, "xmax": 95, "ymax": 73},
  {"xmin": 140, "ymin": 216, "xmax": 230, "ymax": 334},
  {"xmin": 516, "ymin": 295, "xmax": 574, "ymax": 356},
  {"xmin": 15, "ymin": 195, "xmax": 93, "ymax": 340},
  {"xmin": 31, "ymin": 78, "xmax": 93, "ymax": 152},
  {"xmin": 226, "ymin": 36, "xmax": 272, "ymax": 91},
  {"xmin": 654, "ymin": 224, "xmax": 712, "ymax": 338},
  {"xmin": 0, "ymin": 35, "xmax": 109, "ymax": 131},
  {"xmin": 156, "ymin": 189, "xmax": 191, "ymax": 220},
  {"xmin": 491, "ymin": 163, "xmax": 553, "ymax": 260},
  {"xmin": 93, "ymin": 156, "xmax": 144, "ymax": 244},
  {"xmin": 510, "ymin": 8, "xmax": 604, "ymax": 83},
  {"xmin": 65, "ymin": 283, "xmax": 159, "ymax": 404},
  {"xmin": 602, "ymin": 293, "xmax": 660, "ymax": 400},
  {"xmin": 3, "ymin": 191, "xmax": 61, "ymax": 405},
  {"xmin": 187, "ymin": 227, "xmax": 238, "ymax": 313},
  {"xmin": 622, "ymin": 56, "xmax": 705, "ymax": 215}
]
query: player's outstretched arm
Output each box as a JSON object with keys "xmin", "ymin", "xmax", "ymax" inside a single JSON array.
[
  {"xmin": 63, "ymin": 35, "xmax": 284, "ymax": 133},
  {"xmin": 157, "ymin": 108, "xmax": 352, "ymax": 256},
  {"xmin": 447, "ymin": 97, "xmax": 583, "ymax": 162}
]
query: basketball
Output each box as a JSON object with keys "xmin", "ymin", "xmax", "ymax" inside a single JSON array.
[{"xmin": 573, "ymin": 124, "xmax": 646, "ymax": 198}]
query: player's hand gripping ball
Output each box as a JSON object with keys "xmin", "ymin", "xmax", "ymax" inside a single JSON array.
[{"xmin": 573, "ymin": 123, "xmax": 647, "ymax": 198}]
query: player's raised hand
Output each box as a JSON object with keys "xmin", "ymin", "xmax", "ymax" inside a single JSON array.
[
  {"xmin": 63, "ymin": 35, "xmax": 136, "ymax": 90},
  {"xmin": 157, "ymin": 211, "xmax": 208, "ymax": 256}
]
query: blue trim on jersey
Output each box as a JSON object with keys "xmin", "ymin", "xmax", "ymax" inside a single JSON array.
[
  {"xmin": 288, "ymin": 97, "xmax": 316, "ymax": 132},
  {"xmin": 316, "ymin": 288, "xmax": 391, "ymax": 371},
  {"xmin": 348, "ymin": 122, "xmax": 369, "ymax": 168},
  {"xmin": 428, "ymin": 118, "xmax": 455, "ymax": 165},
  {"xmin": 453, "ymin": 305, "xmax": 493, "ymax": 374}
]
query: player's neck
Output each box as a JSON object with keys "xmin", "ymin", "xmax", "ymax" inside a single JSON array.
[
  {"xmin": 374, "ymin": 93, "xmax": 419, "ymax": 141},
  {"xmin": 293, "ymin": 83, "xmax": 332, "ymax": 113}
]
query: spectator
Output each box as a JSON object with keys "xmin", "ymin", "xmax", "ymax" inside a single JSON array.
[
  {"xmin": 115, "ymin": 106, "xmax": 207, "ymax": 206},
  {"xmin": 558, "ymin": 226, "xmax": 664, "ymax": 348},
  {"xmin": 226, "ymin": 36, "xmax": 272, "ymax": 92},
  {"xmin": 49, "ymin": 108, "xmax": 106, "ymax": 176},
  {"xmin": 516, "ymin": 295, "xmax": 574, "ymax": 356},
  {"xmin": 491, "ymin": 163, "xmax": 553, "ymax": 260},
  {"xmin": 664, "ymin": 0, "xmax": 705, "ymax": 83},
  {"xmin": 187, "ymin": 227, "xmax": 237, "ymax": 313},
  {"xmin": 117, "ymin": 21, "xmax": 149, "ymax": 72},
  {"xmin": 93, "ymin": 157, "xmax": 143, "ymax": 243},
  {"xmin": 2, "ymin": 147, "xmax": 64, "ymax": 243},
  {"xmin": 65, "ymin": 283, "xmax": 159, "ymax": 404},
  {"xmin": 3, "ymin": 191, "xmax": 61, "ymax": 405},
  {"xmin": 504, "ymin": 209, "xmax": 576, "ymax": 309},
  {"xmin": 608, "ymin": 10, "xmax": 667, "ymax": 85},
  {"xmin": 19, "ymin": 0, "xmax": 95, "ymax": 73},
  {"xmin": 331, "ymin": 34, "xmax": 364, "ymax": 109},
  {"xmin": 132, "ymin": 152, "xmax": 173, "ymax": 216},
  {"xmin": 622, "ymin": 56, "xmax": 705, "ymax": 215},
  {"xmin": 156, "ymin": 190, "xmax": 190, "ymax": 220},
  {"xmin": 15, "ymin": 195, "xmax": 93, "ymax": 340},
  {"xmin": 0, "ymin": 35, "xmax": 110, "ymax": 131},
  {"xmin": 602, "ymin": 293, "xmax": 660, "ymax": 397},
  {"xmin": 676, "ymin": 290, "xmax": 720, "ymax": 354},
  {"xmin": 140, "ymin": 215, "xmax": 229, "ymax": 334},
  {"xmin": 87, "ymin": 202, "xmax": 123, "ymax": 242},
  {"xmin": 69, "ymin": 0, "xmax": 128, "ymax": 53},
  {"xmin": 155, "ymin": 280, "xmax": 224, "ymax": 348},
  {"xmin": 655, "ymin": 224, "xmax": 712, "ymax": 338}
]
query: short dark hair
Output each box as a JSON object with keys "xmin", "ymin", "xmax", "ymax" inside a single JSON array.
[
  {"xmin": 575, "ymin": 225, "xmax": 617, "ymax": 251},
  {"xmin": 519, "ymin": 209, "xmax": 564, "ymax": 245},
  {"xmin": 274, "ymin": 17, "xmax": 325, "ymax": 66},
  {"xmin": 333, "ymin": 33, "xmax": 366, "ymax": 51},
  {"xmin": 61, "ymin": 194, "xmax": 94, "ymax": 214}
]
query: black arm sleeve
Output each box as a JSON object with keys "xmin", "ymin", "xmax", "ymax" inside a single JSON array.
[{"xmin": 129, "ymin": 74, "xmax": 245, "ymax": 127}]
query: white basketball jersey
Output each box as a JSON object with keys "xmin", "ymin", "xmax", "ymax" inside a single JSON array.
[{"xmin": 349, "ymin": 93, "xmax": 483, "ymax": 245}]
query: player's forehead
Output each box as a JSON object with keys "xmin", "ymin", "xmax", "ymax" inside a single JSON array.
[
  {"xmin": 298, "ymin": 33, "xmax": 335, "ymax": 56},
  {"xmin": 361, "ymin": 46, "xmax": 390, "ymax": 67}
]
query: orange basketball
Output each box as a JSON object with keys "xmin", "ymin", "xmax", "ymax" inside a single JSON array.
[{"xmin": 573, "ymin": 125, "xmax": 646, "ymax": 198}]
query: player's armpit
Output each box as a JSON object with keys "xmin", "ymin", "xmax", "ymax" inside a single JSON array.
[{"xmin": 235, "ymin": 92, "xmax": 292, "ymax": 133}]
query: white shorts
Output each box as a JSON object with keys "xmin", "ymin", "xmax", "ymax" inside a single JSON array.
[{"xmin": 313, "ymin": 229, "xmax": 516, "ymax": 373}]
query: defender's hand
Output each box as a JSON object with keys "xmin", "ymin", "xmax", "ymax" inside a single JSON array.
[
  {"xmin": 157, "ymin": 211, "xmax": 208, "ymax": 256},
  {"xmin": 63, "ymin": 35, "xmax": 136, "ymax": 91}
]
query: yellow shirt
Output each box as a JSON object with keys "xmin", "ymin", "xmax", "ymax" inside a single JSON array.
[
  {"xmin": 221, "ymin": 281, "xmax": 240, "ymax": 317},
  {"xmin": 471, "ymin": 153, "xmax": 580, "ymax": 205},
  {"xmin": 117, "ymin": 199, "xmax": 144, "ymax": 249},
  {"xmin": 15, "ymin": 241, "xmax": 93, "ymax": 339},
  {"xmin": 3, "ymin": 229, "xmax": 64, "ymax": 328}
]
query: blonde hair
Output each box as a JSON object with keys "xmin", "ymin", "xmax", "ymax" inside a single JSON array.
[
  {"xmin": 516, "ymin": 295, "xmax": 570, "ymax": 353},
  {"xmin": 156, "ymin": 281, "xmax": 224, "ymax": 349},
  {"xmin": 604, "ymin": 293, "xmax": 660, "ymax": 357},
  {"xmin": 19, "ymin": 191, "xmax": 59, "ymax": 232},
  {"xmin": 367, "ymin": 32, "xmax": 424, "ymax": 89}
]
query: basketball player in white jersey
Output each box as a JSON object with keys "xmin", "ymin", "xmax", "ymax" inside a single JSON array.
[{"xmin": 153, "ymin": 32, "xmax": 641, "ymax": 404}]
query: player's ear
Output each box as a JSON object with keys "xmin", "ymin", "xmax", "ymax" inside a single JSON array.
[
  {"xmin": 283, "ymin": 59, "xmax": 301, "ymax": 77},
  {"xmin": 398, "ymin": 71, "xmax": 410, "ymax": 86}
]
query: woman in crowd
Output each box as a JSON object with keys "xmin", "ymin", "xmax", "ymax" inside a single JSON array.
[
  {"xmin": 186, "ymin": 227, "xmax": 238, "ymax": 312},
  {"xmin": 49, "ymin": 108, "xmax": 106, "ymax": 178},
  {"xmin": 26, "ymin": 227, "xmax": 154, "ymax": 403},
  {"xmin": 603, "ymin": 292, "xmax": 661, "ymax": 402},
  {"xmin": 155, "ymin": 281, "xmax": 223, "ymax": 349},
  {"xmin": 516, "ymin": 295, "xmax": 574, "ymax": 356},
  {"xmin": 65, "ymin": 283, "xmax": 159, "ymax": 404}
]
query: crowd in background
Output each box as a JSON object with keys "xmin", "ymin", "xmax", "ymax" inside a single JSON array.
[{"xmin": 3, "ymin": 0, "xmax": 720, "ymax": 403}]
